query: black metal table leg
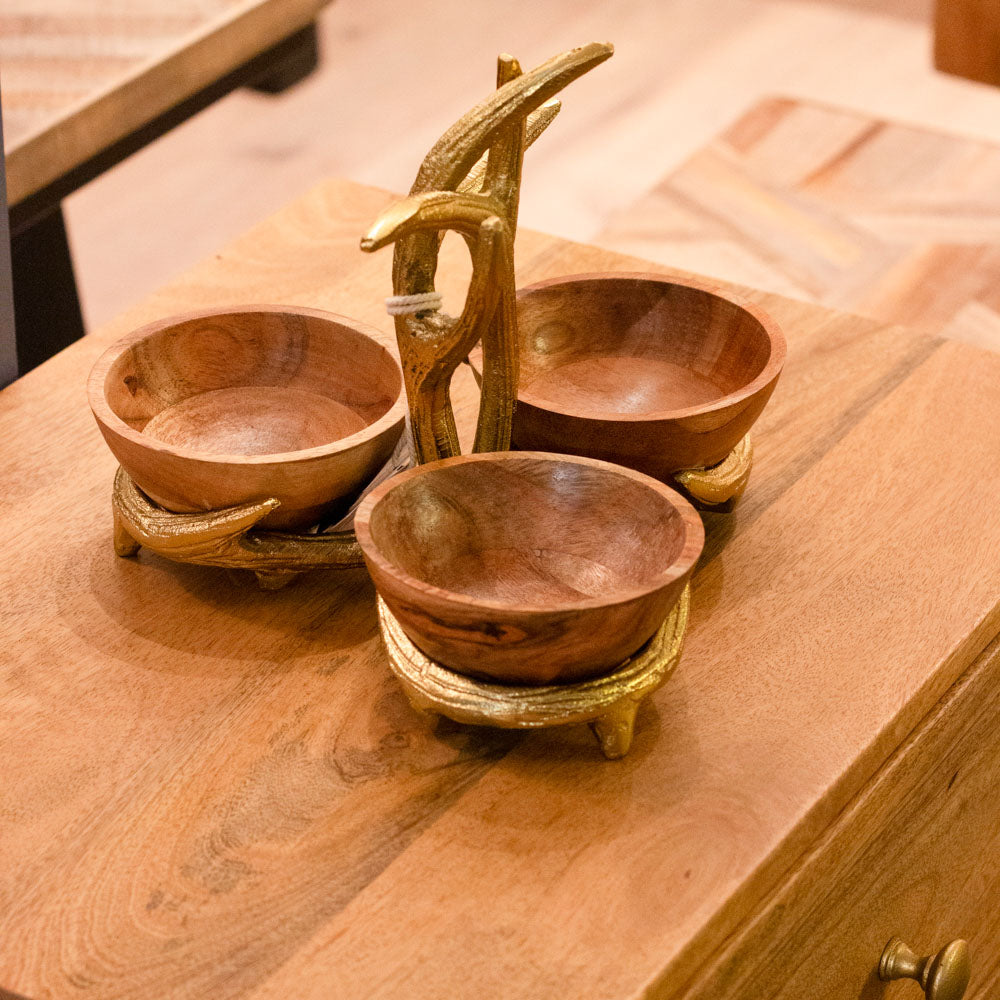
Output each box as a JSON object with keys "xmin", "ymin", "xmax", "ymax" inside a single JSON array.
[
  {"xmin": 11, "ymin": 204, "xmax": 85, "ymax": 376},
  {"xmin": 249, "ymin": 22, "xmax": 320, "ymax": 94},
  {"xmin": 0, "ymin": 84, "xmax": 17, "ymax": 387}
]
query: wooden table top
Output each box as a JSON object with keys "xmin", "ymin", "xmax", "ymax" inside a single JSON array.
[
  {"xmin": 597, "ymin": 96, "xmax": 1000, "ymax": 353},
  {"xmin": 4, "ymin": 178, "xmax": 1000, "ymax": 1000},
  {"xmin": 1, "ymin": 0, "xmax": 329, "ymax": 206}
]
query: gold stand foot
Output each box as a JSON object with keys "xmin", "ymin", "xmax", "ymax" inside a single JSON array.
[
  {"xmin": 376, "ymin": 584, "xmax": 690, "ymax": 759},
  {"xmin": 590, "ymin": 699, "xmax": 639, "ymax": 759},
  {"xmin": 113, "ymin": 509, "xmax": 141, "ymax": 558},
  {"xmin": 673, "ymin": 436, "xmax": 753, "ymax": 511},
  {"xmin": 403, "ymin": 690, "xmax": 440, "ymax": 722}
]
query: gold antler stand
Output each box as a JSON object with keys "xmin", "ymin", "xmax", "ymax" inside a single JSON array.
[
  {"xmin": 360, "ymin": 44, "xmax": 701, "ymax": 759},
  {"xmin": 110, "ymin": 39, "xmax": 739, "ymax": 605},
  {"xmin": 362, "ymin": 43, "xmax": 615, "ymax": 461}
]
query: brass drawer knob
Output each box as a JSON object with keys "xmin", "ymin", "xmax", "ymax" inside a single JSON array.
[{"xmin": 879, "ymin": 937, "xmax": 970, "ymax": 1000}]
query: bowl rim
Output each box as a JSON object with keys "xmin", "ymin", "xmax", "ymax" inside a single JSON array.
[
  {"xmin": 354, "ymin": 450, "xmax": 705, "ymax": 615},
  {"xmin": 503, "ymin": 271, "xmax": 787, "ymax": 423},
  {"xmin": 87, "ymin": 304, "xmax": 407, "ymax": 466}
]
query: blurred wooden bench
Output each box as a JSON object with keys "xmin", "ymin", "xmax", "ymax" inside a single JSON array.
[
  {"xmin": 596, "ymin": 96, "xmax": 1000, "ymax": 352},
  {"xmin": 1, "ymin": 0, "xmax": 331, "ymax": 377}
]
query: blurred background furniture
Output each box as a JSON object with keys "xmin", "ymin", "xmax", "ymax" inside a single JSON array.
[
  {"xmin": 1, "ymin": 0, "xmax": 331, "ymax": 376},
  {"xmin": 935, "ymin": 0, "xmax": 1000, "ymax": 86},
  {"xmin": 0, "ymin": 92, "xmax": 16, "ymax": 387},
  {"xmin": 596, "ymin": 96, "xmax": 1000, "ymax": 352},
  {"xmin": 11, "ymin": 0, "xmax": 995, "ymax": 343}
]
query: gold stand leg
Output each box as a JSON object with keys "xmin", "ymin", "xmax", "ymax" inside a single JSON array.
[
  {"xmin": 673, "ymin": 436, "xmax": 753, "ymax": 512},
  {"xmin": 590, "ymin": 699, "xmax": 640, "ymax": 759},
  {"xmin": 402, "ymin": 689, "xmax": 440, "ymax": 722},
  {"xmin": 113, "ymin": 508, "xmax": 141, "ymax": 558}
]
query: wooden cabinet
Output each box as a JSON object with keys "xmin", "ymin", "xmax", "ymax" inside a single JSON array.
[
  {"xmin": 682, "ymin": 635, "xmax": 1000, "ymax": 1000},
  {"xmin": 3, "ymin": 180, "xmax": 1000, "ymax": 1000}
]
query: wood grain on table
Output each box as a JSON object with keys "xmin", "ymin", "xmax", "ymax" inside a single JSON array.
[
  {"xmin": 1, "ymin": 0, "xmax": 328, "ymax": 206},
  {"xmin": 3, "ymin": 179, "xmax": 1000, "ymax": 999},
  {"xmin": 597, "ymin": 96, "xmax": 1000, "ymax": 352}
]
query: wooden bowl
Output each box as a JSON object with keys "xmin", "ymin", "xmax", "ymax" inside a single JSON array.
[
  {"xmin": 88, "ymin": 305, "xmax": 406, "ymax": 529},
  {"xmin": 354, "ymin": 452, "xmax": 703, "ymax": 685},
  {"xmin": 492, "ymin": 273, "xmax": 785, "ymax": 477}
]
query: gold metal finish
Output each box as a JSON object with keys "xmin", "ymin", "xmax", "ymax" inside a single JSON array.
[
  {"xmin": 361, "ymin": 43, "xmax": 614, "ymax": 464},
  {"xmin": 377, "ymin": 583, "xmax": 689, "ymax": 759},
  {"xmin": 879, "ymin": 937, "xmax": 971, "ymax": 1000},
  {"xmin": 673, "ymin": 435, "xmax": 753, "ymax": 511},
  {"xmin": 112, "ymin": 467, "xmax": 363, "ymax": 589}
]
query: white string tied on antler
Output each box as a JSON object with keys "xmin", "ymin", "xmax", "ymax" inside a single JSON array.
[{"xmin": 385, "ymin": 291, "xmax": 443, "ymax": 316}]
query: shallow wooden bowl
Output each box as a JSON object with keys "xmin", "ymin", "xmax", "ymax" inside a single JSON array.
[
  {"xmin": 88, "ymin": 305, "xmax": 406, "ymax": 529},
  {"xmin": 355, "ymin": 452, "xmax": 703, "ymax": 685},
  {"xmin": 501, "ymin": 273, "xmax": 785, "ymax": 477}
]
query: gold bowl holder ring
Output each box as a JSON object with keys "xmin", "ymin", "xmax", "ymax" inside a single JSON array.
[{"xmin": 378, "ymin": 584, "xmax": 690, "ymax": 761}]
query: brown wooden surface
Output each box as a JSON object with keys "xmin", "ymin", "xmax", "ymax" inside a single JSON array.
[
  {"xmin": 355, "ymin": 451, "xmax": 703, "ymax": 685},
  {"xmin": 63, "ymin": 0, "xmax": 1000, "ymax": 333},
  {"xmin": 1, "ymin": 0, "xmax": 330, "ymax": 206},
  {"xmin": 935, "ymin": 0, "xmax": 1000, "ymax": 87},
  {"xmin": 597, "ymin": 96, "xmax": 1000, "ymax": 352},
  {"xmin": 4, "ymin": 179, "xmax": 1000, "ymax": 999}
]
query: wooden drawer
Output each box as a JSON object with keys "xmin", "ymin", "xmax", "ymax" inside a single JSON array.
[{"xmin": 679, "ymin": 634, "xmax": 1000, "ymax": 1000}]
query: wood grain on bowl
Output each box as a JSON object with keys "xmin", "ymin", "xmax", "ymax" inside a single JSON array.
[
  {"xmin": 88, "ymin": 305, "xmax": 406, "ymax": 529},
  {"xmin": 355, "ymin": 451, "xmax": 703, "ymax": 685},
  {"xmin": 499, "ymin": 272, "xmax": 785, "ymax": 477}
]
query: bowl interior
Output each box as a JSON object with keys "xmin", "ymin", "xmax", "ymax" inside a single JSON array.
[
  {"xmin": 366, "ymin": 455, "xmax": 693, "ymax": 610},
  {"xmin": 102, "ymin": 309, "xmax": 402, "ymax": 457},
  {"xmin": 516, "ymin": 276, "xmax": 775, "ymax": 416}
]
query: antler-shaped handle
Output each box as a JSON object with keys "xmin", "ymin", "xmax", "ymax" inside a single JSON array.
[
  {"xmin": 362, "ymin": 196, "xmax": 515, "ymax": 462},
  {"xmin": 360, "ymin": 43, "xmax": 613, "ymax": 465}
]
